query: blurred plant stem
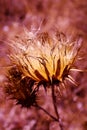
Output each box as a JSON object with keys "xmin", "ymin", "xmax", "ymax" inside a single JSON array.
[
  {"xmin": 34, "ymin": 84, "xmax": 64, "ymax": 130},
  {"xmin": 51, "ymin": 84, "xmax": 64, "ymax": 130},
  {"xmin": 35, "ymin": 104, "xmax": 58, "ymax": 121}
]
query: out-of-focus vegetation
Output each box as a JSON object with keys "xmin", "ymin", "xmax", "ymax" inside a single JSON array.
[{"xmin": 0, "ymin": 0, "xmax": 87, "ymax": 130}]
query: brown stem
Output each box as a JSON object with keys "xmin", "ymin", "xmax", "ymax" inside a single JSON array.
[
  {"xmin": 34, "ymin": 104, "xmax": 58, "ymax": 121},
  {"xmin": 51, "ymin": 84, "xmax": 64, "ymax": 130}
]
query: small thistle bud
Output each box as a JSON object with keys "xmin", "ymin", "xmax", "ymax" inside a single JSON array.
[{"xmin": 5, "ymin": 67, "xmax": 37, "ymax": 108}]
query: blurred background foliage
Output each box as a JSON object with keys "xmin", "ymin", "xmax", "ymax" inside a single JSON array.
[{"xmin": 0, "ymin": 0, "xmax": 87, "ymax": 130}]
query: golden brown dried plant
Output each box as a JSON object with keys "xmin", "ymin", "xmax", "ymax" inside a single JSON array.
[{"xmin": 5, "ymin": 29, "xmax": 82, "ymax": 130}]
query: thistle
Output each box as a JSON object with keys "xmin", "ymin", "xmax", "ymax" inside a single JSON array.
[
  {"xmin": 6, "ymin": 67, "xmax": 37, "ymax": 108},
  {"xmin": 5, "ymin": 30, "xmax": 82, "ymax": 130}
]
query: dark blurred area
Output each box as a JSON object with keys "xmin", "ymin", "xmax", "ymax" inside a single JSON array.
[{"xmin": 0, "ymin": 0, "xmax": 87, "ymax": 130}]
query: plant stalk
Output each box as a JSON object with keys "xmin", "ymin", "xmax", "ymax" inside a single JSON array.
[
  {"xmin": 51, "ymin": 84, "xmax": 64, "ymax": 130},
  {"xmin": 35, "ymin": 104, "xmax": 58, "ymax": 121}
]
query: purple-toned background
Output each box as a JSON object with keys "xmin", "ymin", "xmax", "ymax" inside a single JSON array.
[{"xmin": 0, "ymin": 0, "xmax": 87, "ymax": 130}]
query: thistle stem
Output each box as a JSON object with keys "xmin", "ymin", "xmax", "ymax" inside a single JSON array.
[
  {"xmin": 34, "ymin": 104, "xmax": 58, "ymax": 121},
  {"xmin": 51, "ymin": 84, "xmax": 64, "ymax": 130}
]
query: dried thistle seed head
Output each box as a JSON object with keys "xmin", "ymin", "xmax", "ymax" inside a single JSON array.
[
  {"xmin": 5, "ymin": 30, "xmax": 82, "ymax": 105},
  {"xmin": 8, "ymin": 31, "xmax": 82, "ymax": 85},
  {"xmin": 5, "ymin": 67, "xmax": 38, "ymax": 108}
]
